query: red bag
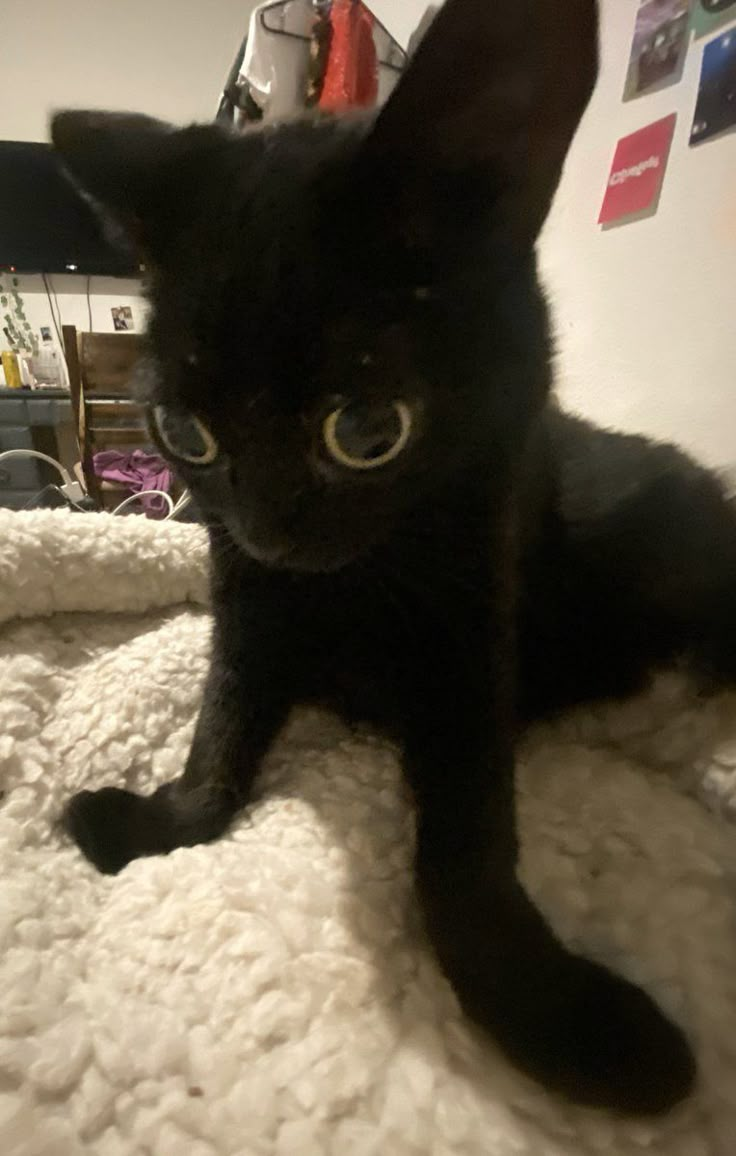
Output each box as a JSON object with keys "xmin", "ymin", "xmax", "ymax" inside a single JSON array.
[{"xmin": 319, "ymin": 0, "xmax": 378, "ymax": 112}]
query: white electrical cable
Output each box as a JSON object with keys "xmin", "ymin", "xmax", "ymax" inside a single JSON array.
[
  {"xmin": 112, "ymin": 489, "xmax": 175, "ymax": 517},
  {"xmin": 165, "ymin": 490, "xmax": 192, "ymax": 520},
  {"xmin": 0, "ymin": 449, "xmax": 189, "ymax": 523},
  {"xmin": 0, "ymin": 449, "xmax": 89, "ymax": 508},
  {"xmin": 0, "ymin": 448, "xmax": 74, "ymax": 488}
]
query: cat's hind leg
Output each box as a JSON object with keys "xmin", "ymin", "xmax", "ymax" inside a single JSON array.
[{"xmin": 548, "ymin": 411, "xmax": 736, "ymax": 689}]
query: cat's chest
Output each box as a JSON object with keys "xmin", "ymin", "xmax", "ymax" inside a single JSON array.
[{"xmin": 291, "ymin": 571, "xmax": 488, "ymax": 725}]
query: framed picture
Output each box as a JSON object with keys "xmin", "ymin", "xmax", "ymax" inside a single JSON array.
[
  {"xmin": 690, "ymin": 25, "xmax": 736, "ymax": 142},
  {"xmin": 599, "ymin": 114, "xmax": 677, "ymax": 225},
  {"xmin": 623, "ymin": 0, "xmax": 691, "ymax": 100},
  {"xmin": 692, "ymin": 0, "xmax": 736, "ymax": 39},
  {"xmin": 111, "ymin": 305, "xmax": 135, "ymax": 332}
]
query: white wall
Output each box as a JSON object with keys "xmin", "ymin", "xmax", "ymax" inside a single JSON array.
[
  {"xmin": 540, "ymin": 1, "xmax": 736, "ymax": 469},
  {"xmin": 5, "ymin": 273, "xmax": 149, "ymax": 345},
  {"xmin": 1, "ymin": 0, "xmax": 255, "ymax": 349},
  {"xmin": 1, "ymin": 0, "xmax": 255, "ymax": 142},
  {"xmin": 365, "ymin": 0, "xmax": 435, "ymax": 50}
]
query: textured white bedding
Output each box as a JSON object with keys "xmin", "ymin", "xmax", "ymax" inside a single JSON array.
[{"xmin": 1, "ymin": 509, "xmax": 735, "ymax": 1156}]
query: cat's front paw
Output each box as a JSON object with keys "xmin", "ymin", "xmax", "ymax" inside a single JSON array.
[
  {"xmin": 63, "ymin": 787, "xmax": 157, "ymax": 875},
  {"xmin": 466, "ymin": 952, "xmax": 696, "ymax": 1114},
  {"xmin": 63, "ymin": 781, "xmax": 236, "ymax": 874}
]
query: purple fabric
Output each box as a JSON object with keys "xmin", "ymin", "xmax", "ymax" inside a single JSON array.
[{"xmin": 92, "ymin": 450, "xmax": 173, "ymax": 518}]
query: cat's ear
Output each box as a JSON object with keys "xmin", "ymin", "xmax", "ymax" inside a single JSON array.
[
  {"xmin": 50, "ymin": 111, "xmax": 225, "ymax": 260},
  {"xmin": 363, "ymin": 0, "xmax": 598, "ymax": 243}
]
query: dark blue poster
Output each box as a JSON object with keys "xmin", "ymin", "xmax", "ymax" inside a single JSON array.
[{"xmin": 690, "ymin": 26, "xmax": 736, "ymax": 142}]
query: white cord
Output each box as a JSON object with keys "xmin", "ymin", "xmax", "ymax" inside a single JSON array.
[
  {"xmin": 0, "ymin": 449, "xmax": 89, "ymax": 507},
  {"xmin": 165, "ymin": 490, "xmax": 192, "ymax": 520},
  {"xmin": 0, "ymin": 448, "xmax": 73, "ymax": 488},
  {"xmin": 112, "ymin": 489, "xmax": 175, "ymax": 517},
  {"xmin": 0, "ymin": 448, "xmax": 188, "ymax": 522}
]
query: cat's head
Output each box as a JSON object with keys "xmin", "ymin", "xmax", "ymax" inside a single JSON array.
[{"xmin": 52, "ymin": 0, "xmax": 597, "ymax": 572}]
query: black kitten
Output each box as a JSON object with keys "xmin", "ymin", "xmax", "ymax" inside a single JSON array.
[{"xmin": 54, "ymin": 0, "xmax": 736, "ymax": 1114}]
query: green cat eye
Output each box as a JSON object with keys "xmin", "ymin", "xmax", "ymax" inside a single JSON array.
[
  {"xmin": 322, "ymin": 400, "xmax": 412, "ymax": 471},
  {"xmin": 152, "ymin": 406, "xmax": 219, "ymax": 466}
]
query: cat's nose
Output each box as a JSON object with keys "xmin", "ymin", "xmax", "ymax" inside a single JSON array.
[
  {"xmin": 238, "ymin": 514, "xmax": 293, "ymax": 567},
  {"xmin": 242, "ymin": 536, "xmax": 290, "ymax": 566},
  {"xmin": 229, "ymin": 475, "xmax": 301, "ymax": 567}
]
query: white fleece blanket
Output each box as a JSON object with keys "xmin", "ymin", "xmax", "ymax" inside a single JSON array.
[{"xmin": 1, "ymin": 509, "xmax": 736, "ymax": 1156}]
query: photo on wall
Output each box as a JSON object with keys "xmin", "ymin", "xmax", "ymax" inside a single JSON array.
[
  {"xmin": 111, "ymin": 305, "xmax": 134, "ymax": 332},
  {"xmin": 623, "ymin": 0, "xmax": 692, "ymax": 101},
  {"xmin": 691, "ymin": 0, "xmax": 736, "ymax": 40},
  {"xmin": 690, "ymin": 25, "xmax": 736, "ymax": 142},
  {"xmin": 599, "ymin": 113, "xmax": 677, "ymax": 226}
]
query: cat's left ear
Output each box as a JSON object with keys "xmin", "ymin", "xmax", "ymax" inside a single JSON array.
[
  {"xmin": 363, "ymin": 0, "xmax": 599, "ymax": 244},
  {"xmin": 51, "ymin": 110, "xmax": 227, "ymax": 260}
]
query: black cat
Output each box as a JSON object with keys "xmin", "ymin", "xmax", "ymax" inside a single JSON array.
[{"xmin": 53, "ymin": 0, "xmax": 733, "ymax": 1115}]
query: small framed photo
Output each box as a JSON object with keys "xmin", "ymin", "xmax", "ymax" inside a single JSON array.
[
  {"xmin": 599, "ymin": 114, "xmax": 677, "ymax": 226},
  {"xmin": 692, "ymin": 0, "xmax": 736, "ymax": 40},
  {"xmin": 111, "ymin": 305, "xmax": 135, "ymax": 332},
  {"xmin": 623, "ymin": 0, "xmax": 691, "ymax": 101},
  {"xmin": 690, "ymin": 26, "xmax": 736, "ymax": 143}
]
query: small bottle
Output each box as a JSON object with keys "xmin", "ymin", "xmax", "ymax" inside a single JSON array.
[
  {"xmin": 1, "ymin": 350, "xmax": 22, "ymax": 389},
  {"xmin": 32, "ymin": 333, "xmax": 63, "ymax": 387},
  {"xmin": 18, "ymin": 351, "xmax": 35, "ymax": 387}
]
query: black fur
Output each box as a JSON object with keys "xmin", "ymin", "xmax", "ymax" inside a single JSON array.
[{"xmin": 53, "ymin": 0, "xmax": 735, "ymax": 1114}]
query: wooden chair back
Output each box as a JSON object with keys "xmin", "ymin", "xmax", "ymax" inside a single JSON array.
[{"xmin": 63, "ymin": 326, "xmax": 150, "ymax": 505}]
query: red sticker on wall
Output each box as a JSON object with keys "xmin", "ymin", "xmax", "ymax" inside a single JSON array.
[{"xmin": 598, "ymin": 113, "xmax": 677, "ymax": 225}]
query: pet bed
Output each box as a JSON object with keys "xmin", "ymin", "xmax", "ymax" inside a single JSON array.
[{"xmin": 1, "ymin": 509, "xmax": 735, "ymax": 1156}]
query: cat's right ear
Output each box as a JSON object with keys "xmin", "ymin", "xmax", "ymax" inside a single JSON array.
[
  {"xmin": 51, "ymin": 111, "xmax": 225, "ymax": 260},
  {"xmin": 362, "ymin": 0, "xmax": 598, "ymax": 245}
]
